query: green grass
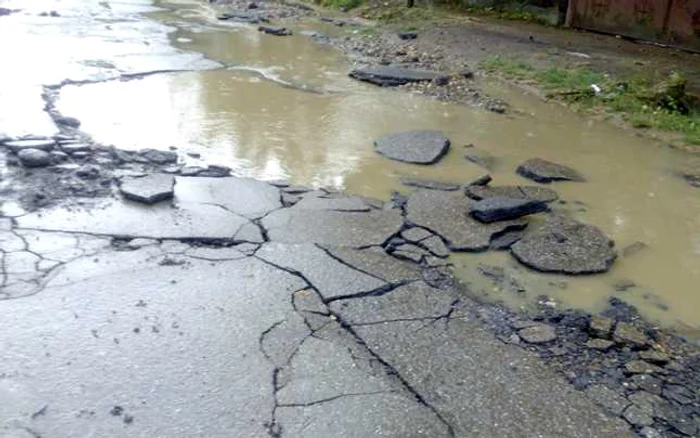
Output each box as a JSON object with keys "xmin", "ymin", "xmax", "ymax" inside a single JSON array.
[
  {"xmin": 320, "ymin": 0, "xmax": 362, "ymax": 10},
  {"xmin": 459, "ymin": 5, "xmax": 551, "ymax": 25},
  {"xmin": 481, "ymin": 56, "xmax": 700, "ymax": 145}
]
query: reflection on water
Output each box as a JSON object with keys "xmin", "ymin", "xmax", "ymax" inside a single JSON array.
[{"xmin": 56, "ymin": 0, "xmax": 700, "ymax": 330}]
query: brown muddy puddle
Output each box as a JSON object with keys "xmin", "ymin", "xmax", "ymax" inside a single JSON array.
[{"xmin": 55, "ymin": 0, "xmax": 700, "ymax": 331}]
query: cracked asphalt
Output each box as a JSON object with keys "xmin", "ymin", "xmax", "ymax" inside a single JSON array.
[{"xmin": 0, "ymin": 0, "xmax": 637, "ymax": 437}]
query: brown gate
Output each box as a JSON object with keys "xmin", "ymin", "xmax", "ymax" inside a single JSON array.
[{"xmin": 567, "ymin": 0, "xmax": 700, "ymax": 52}]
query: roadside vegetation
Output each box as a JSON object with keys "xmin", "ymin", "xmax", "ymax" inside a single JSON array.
[{"xmin": 481, "ymin": 56, "xmax": 700, "ymax": 146}]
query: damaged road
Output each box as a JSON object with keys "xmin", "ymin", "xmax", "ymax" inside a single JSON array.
[{"xmin": 1, "ymin": 1, "xmax": 699, "ymax": 438}]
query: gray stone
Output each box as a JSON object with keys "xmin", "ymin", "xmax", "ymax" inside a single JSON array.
[
  {"xmin": 60, "ymin": 143, "xmax": 92, "ymax": 154},
  {"xmin": 138, "ymin": 148, "xmax": 178, "ymax": 165},
  {"xmin": 639, "ymin": 427, "xmax": 663, "ymax": 438},
  {"xmin": 589, "ymin": 316, "xmax": 614, "ymax": 338},
  {"xmin": 120, "ymin": 174, "xmax": 175, "ymax": 204},
  {"xmin": 180, "ymin": 166, "xmax": 205, "ymax": 176},
  {"xmin": 586, "ymin": 339, "xmax": 614, "ymax": 350},
  {"xmin": 392, "ymin": 244, "xmax": 426, "ymax": 263},
  {"xmin": 258, "ymin": 25, "xmax": 292, "ymax": 36},
  {"xmin": 75, "ymin": 164, "xmax": 101, "ymax": 180},
  {"xmin": 465, "ymin": 185, "xmax": 559, "ymax": 203},
  {"xmin": 4, "ymin": 139, "xmax": 56, "ymax": 153},
  {"xmin": 587, "ymin": 384, "xmax": 630, "ymax": 416},
  {"xmin": 622, "ymin": 404, "xmax": 654, "ymax": 427},
  {"xmin": 624, "ymin": 360, "xmax": 662, "ymax": 374},
  {"xmin": 639, "ymin": 350, "xmax": 670, "ymax": 365},
  {"xmin": 613, "ymin": 323, "xmax": 649, "ymax": 347},
  {"xmin": 350, "ymin": 67, "xmax": 449, "ymax": 87},
  {"xmin": 469, "ymin": 197, "xmax": 548, "ymax": 223},
  {"xmin": 17, "ymin": 148, "xmax": 52, "ymax": 167},
  {"xmin": 398, "ymin": 31, "xmax": 418, "ymax": 40},
  {"xmin": 55, "ymin": 116, "xmax": 81, "ymax": 128},
  {"xmin": 400, "ymin": 177, "xmax": 460, "ymax": 191},
  {"xmin": 468, "ymin": 174, "xmax": 492, "ymax": 187},
  {"xmin": 197, "ymin": 165, "xmax": 231, "ymax": 177},
  {"xmin": 516, "ymin": 158, "xmax": 585, "ymax": 183},
  {"xmin": 663, "ymin": 384, "xmax": 694, "ymax": 405},
  {"xmin": 407, "ymin": 190, "xmax": 527, "ymax": 252},
  {"xmin": 518, "ymin": 323, "xmax": 557, "ymax": 343},
  {"xmin": 629, "ymin": 375, "xmax": 662, "ymax": 395},
  {"xmin": 511, "ymin": 215, "xmax": 616, "ymax": 275},
  {"xmin": 374, "ymin": 130, "xmax": 450, "ymax": 164}
]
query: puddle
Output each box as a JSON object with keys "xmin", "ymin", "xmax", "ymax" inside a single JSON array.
[{"xmin": 53, "ymin": 0, "xmax": 700, "ymax": 330}]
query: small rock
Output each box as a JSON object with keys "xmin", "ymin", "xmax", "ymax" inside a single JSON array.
[
  {"xmin": 516, "ymin": 158, "xmax": 586, "ymax": 183},
  {"xmin": 71, "ymin": 151, "xmax": 90, "ymax": 159},
  {"xmin": 75, "ymin": 165, "xmax": 101, "ymax": 180},
  {"xmin": 138, "ymin": 148, "xmax": 178, "ymax": 165},
  {"xmin": 119, "ymin": 174, "xmax": 175, "ymax": 204},
  {"xmin": 639, "ymin": 350, "xmax": 670, "ymax": 365},
  {"xmin": 624, "ymin": 360, "xmax": 662, "ymax": 374},
  {"xmin": 17, "ymin": 149, "xmax": 52, "ymax": 168},
  {"xmin": 485, "ymin": 99, "xmax": 508, "ymax": 114},
  {"xmin": 197, "ymin": 165, "xmax": 231, "ymax": 177},
  {"xmin": 50, "ymin": 151, "xmax": 69, "ymax": 162},
  {"xmin": 587, "ymin": 384, "xmax": 629, "ymax": 416},
  {"xmin": 614, "ymin": 323, "xmax": 649, "ymax": 347},
  {"xmin": 49, "ymin": 10, "xmax": 60, "ymax": 17},
  {"xmin": 586, "ymin": 338, "xmax": 614, "ymax": 350},
  {"xmin": 629, "ymin": 374, "xmax": 662, "ymax": 395},
  {"xmin": 662, "ymin": 384, "xmax": 694, "ymax": 405},
  {"xmin": 258, "ymin": 26, "xmax": 292, "ymax": 36},
  {"xmin": 518, "ymin": 323, "xmax": 557, "ymax": 344},
  {"xmin": 468, "ymin": 174, "xmax": 492, "ymax": 187},
  {"xmin": 589, "ymin": 316, "xmax": 614, "ymax": 338},
  {"xmin": 398, "ymin": 31, "xmax": 418, "ymax": 40},
  {"xmin": 248, "ymin": 2, "xmax": 258, "ymax": 8},
  {"xmin": 60, "ymin": 143, "xmax": 91, "ymax": 153},
  {"xmin": 55, "ymin": 116, "xmax": 81, "ymax": 128},
  {"xmin": 180, "ymin": 166, "xmax": 205, "ymax": 176},
  {"xmin": 622, "ymin": 404, "xmax": 654, "ymax": 427},
  {"xmin": 186, "ymin": 152, "xmax": 201, "ymax": 158},
  {"xmin": 469, "ymin": 197, "xmax": 548, "ymax": 223},
  {"xmin": 638, "ymin": 427, "xmax": 663, "ymax": 438}
]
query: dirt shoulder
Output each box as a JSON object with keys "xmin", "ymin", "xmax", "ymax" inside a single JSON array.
[{"xmin": 307, "ymin": 1, "xmax": 700, "ymax": 152}]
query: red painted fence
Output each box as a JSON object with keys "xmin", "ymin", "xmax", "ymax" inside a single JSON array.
[{"xmin": 567, "ymin": 0, "xmax": 700, "ymax": 52}]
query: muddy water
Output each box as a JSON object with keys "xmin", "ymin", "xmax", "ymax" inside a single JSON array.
[{"xmin": 55, "ymin": 0, "xmax": 700, "ymax": 330}]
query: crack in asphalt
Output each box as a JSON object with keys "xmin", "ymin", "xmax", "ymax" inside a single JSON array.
[{"xmin": 253, "ymin": 251, "xmax": 457, "ymax": 437}]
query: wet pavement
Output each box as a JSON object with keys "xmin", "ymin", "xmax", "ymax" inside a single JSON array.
[{"xmin": 0, "ymin": 0, "xmax": 699, "ymax": 437}]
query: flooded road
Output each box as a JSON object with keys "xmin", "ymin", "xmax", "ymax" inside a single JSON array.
[{"xmin": 7, "ymin": 0, "xmax": 700, "ymax": 330}]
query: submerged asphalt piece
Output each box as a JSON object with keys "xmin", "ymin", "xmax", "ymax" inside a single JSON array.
[
  {"xmin": 174, "ymin": 176, "xmax": 281, "ymax": 219},
  {"xmin": 465, "ymin": 184, "xmax": 559, "ymax": 203},
  {"xmin": 400, "ymin": 177, "xmax": 460, "ymax": 191},
  {"xmin": 258, "ymin": 25, "xmax": 291, "ymax": 36},
  {"xmin": 119, "ymin": 174, "xmax": 175, "ymax": 204},
  {"xmin": 261, "ymin": 207, "xmax": 403, "ymax": 247},
  {"xmin": 511, "ymin": 214, "xmax": 617, "ymax": 274},
  {"xmin": 517, "ymin": 158, "xmax": 586, "ymax": 183},
  {"xmin": 374, "ymin": 130, "xmax": 450, "ymax": 164},
  {"xmin": 469, "ymin": 196, "xmax": 548, "ymax": 223},
  {"xmin": 406, "ymin": 189, "xmax": 527, "ymax": 251},
  {"xmin": 349, "ymin": 67, "xmax": 449, "ymax": 87}
]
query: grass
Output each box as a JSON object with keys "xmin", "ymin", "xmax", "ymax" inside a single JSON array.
[
  {"xmin": 481, "ymin": 56, "xmax": 700, "ymax": 145},
  {"xmin": 320, "ymin": 0, "xmax": 363, "ymax": 10},
  {"xmin": 457, "ymin": 4, "xmax": 552, "ymax": 26}
]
